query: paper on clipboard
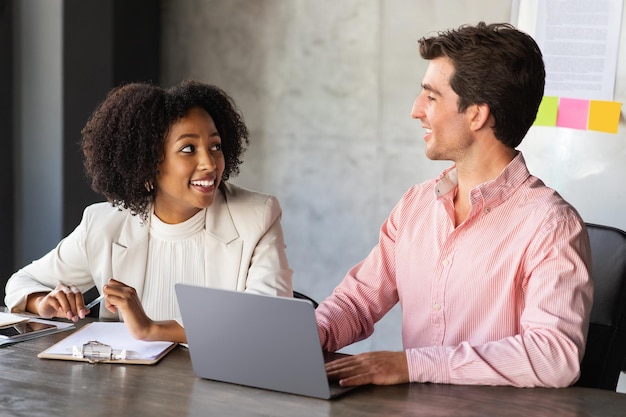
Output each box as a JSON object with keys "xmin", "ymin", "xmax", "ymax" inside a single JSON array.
[{"xmin": 38, "ymin": 322, "xmax": 176, "ymax": 364}]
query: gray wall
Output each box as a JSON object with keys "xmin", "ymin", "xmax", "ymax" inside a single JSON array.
[
  {"xmin": 3, "ymin": 0, "xmax": 160, "ymax": 306},
  {"xmin": 13, "ymin": 0, "xmax": 64, "ymax": 269},
  {"xmin": 160, "ymin": 0, "xmax": 513, "ymax": 353}
]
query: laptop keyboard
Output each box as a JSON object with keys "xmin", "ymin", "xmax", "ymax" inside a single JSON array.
[{"xmin": 328, "ymin": 379, "xmax": 356, "ymax": 398}]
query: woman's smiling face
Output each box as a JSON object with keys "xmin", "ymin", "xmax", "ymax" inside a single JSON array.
[{"xmin": 153, "ymin": 107, "xmax": 225, "ymax": 224}]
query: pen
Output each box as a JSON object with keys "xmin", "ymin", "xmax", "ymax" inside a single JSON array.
[{"xmin": 85, "ymin": 294, "xmax": 105, "ymax": 310}]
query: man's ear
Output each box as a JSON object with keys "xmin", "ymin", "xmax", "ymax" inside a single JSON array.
[{"xmin": 468, "ymin": 103, "xmax": 491, "ymax": 131}]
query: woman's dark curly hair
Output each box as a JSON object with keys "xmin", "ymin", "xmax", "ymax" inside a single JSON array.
[{"xmin": 81, "ymin": 80, "xmax": 250, "ymax": 220}]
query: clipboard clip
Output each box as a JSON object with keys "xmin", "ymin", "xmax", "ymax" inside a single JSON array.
[{"xmin": 73, "ymin": 340, "xmax": 127, "ymax": 363}]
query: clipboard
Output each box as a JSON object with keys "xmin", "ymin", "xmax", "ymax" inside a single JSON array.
[{"xmin": 38, "ymin": 322, "xmax": 177, "ymax": 365}]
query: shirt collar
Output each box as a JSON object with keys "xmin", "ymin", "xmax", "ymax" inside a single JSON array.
[{"xmin": 434, "ymin": 152, "xmax": 531, "ymax": 209}]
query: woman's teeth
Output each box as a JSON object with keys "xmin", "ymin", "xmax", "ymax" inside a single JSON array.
[{"xmin": 191, "ymin": 179, "xmax": 214, "ymax": 187}]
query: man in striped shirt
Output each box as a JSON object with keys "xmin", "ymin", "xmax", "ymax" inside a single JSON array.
[{"xmin": 316, "ymin": 22, "xmax": 593, "ymax": 388}]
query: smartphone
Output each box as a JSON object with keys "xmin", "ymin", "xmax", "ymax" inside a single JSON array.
[{"xmin": 0, "ymin": 321, "xmax": 57, "ymax": 339}]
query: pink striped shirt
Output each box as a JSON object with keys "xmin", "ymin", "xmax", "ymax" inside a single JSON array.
[{"xmin": 316, "ymin": 152, "xmax": 593, "ymax": 387}]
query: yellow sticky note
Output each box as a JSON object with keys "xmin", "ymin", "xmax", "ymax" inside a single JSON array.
[
  {"xmin": 588, "ymin": 100, "xmax": 622, "ymax": 134},
  {"xmin": 533, "ymin": 96, "xmax": 559, "ymax": 126}
]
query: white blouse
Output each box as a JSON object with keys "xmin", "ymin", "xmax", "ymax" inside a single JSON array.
[{"xmin": 142, "ymin": 209, "xmax": 207, "ymax": 321}]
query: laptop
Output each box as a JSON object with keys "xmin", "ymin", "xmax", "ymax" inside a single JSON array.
[{"xmin": 175, "ymin": 284, "xmax": 357, "ymax": 399}]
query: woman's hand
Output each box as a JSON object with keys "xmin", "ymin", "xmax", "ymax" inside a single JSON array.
[
  {"xmin": 27, "ymin": 283, "xmax": 88, "ymax": 322},
  {"xmin": 103, "ymin": 278, "xmax": 187, "ymax": 343},
  {"xmin": 103, "ymin": 278, "xmax": 155, "ymax": 340}
]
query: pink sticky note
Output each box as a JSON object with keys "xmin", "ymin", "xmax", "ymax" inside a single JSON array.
[{"xmin": 557, "ymin": 98, "xmax": 589, "ymax": 130}]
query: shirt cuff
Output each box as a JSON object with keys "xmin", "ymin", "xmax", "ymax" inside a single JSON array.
[{"xmin": 406, "ymin": 346, "xmax": 451, "ymax": 384}]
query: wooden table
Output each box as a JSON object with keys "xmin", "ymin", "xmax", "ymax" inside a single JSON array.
[{"xmin": 1, "ymin": 320, "xmax": 626, "ymax": 417}]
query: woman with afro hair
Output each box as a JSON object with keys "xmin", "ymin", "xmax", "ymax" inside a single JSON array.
[{"xmin": 5, "ymin": 81, "xmax": 293, "ymax": 343}]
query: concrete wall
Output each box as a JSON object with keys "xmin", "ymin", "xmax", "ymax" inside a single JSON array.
[{"xmin": 160, "ymin": 0, "xmax": 513, "ymax": 353}]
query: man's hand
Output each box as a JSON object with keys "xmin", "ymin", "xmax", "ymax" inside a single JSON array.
[{"xmin": 325, "ymin": 351, "xmax": 409, "ymax": 386}]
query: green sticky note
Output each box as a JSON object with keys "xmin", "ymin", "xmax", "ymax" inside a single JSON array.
[
  {"xmin": 588, "ymin": 100, "xmax": 622, "ymax": 134},
  {"xmin": 533, "ymin": 96, "xmax": 559, "ymax": 126}
]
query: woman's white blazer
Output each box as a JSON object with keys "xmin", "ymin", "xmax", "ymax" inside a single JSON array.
[{"xmin": 5, "ymin": 182, "xmax": 293, "ymax": 319}]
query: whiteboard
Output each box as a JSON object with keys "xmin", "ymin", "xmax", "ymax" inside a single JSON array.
[{"xmin": 517, "ymin": 0, "xmax": 626, "ymax": 232}]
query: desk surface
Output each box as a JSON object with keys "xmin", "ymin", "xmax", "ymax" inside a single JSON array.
[{"xmin": 1, "ymin": 321, "xmax": 626, "ymax": 417}]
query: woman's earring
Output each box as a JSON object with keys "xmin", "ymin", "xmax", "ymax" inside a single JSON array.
[{"xmin": 144, "ymin": 181, "xmax": 154, "ymax": 192}]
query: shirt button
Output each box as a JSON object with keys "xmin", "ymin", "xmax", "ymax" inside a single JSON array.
[
  {"xmin": 442, "ymin": 259, "xmax": 450, "ymax": 267},
  {"xmin": 484, "ymin": 207, "xmax": 491, "ymax": 214},
  {"xmin": 433, "ymin": 303, "xmax": 441, "ymax": 310}
]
